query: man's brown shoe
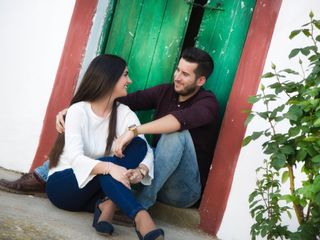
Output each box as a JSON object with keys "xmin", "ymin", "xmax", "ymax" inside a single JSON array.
[{"xmin": 0, "ymin": 173, "xmax": 46, "ymax": 197}]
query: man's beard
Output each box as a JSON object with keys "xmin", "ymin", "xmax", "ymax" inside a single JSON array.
[{"xmin": 175, "ymin": 83, "xmax": 198, "ymax": 97}]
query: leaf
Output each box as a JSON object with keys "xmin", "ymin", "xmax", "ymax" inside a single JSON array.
[
  {"xmin": 251, "ymin": 131, "xmax": 264, "ymax": 140},
  {"xmin": 300, "ymin": 47, "xmax": 310, "ymax": 56},
  {"xmin": 261, "ymin": 72, "xmax": 275, "ymax": 78},
  {"xmin": 248, "ymin": 95, "xmax": 260, "ymax": 104},
  {"xmin": 249, "ymin": 191, "xmax": 259, "ymax": 202},
  {"xmin": 311, "ymin": 155, "xmax": 320, "ymax": 163},
  {"xmin": 280, "ymin": 145, "xmax": 294, "ymax": 154},
  {"xmin": 303, "ymin": 136, "xmax": 319, "ymax": 142},
  {"xmin": 297, "ymin": 149, "xmax": 307, "ymax": 161},
  {"xmin": 245, "ymin": 113, "xmax": 254, "ymax": 126},
  {"xmin": 309, "ymin": 54, "xmax": 319, "ymax": 62},
  {"xmin": 284, "ymin": 106, "xmax": 303, "ymax": 121},
  {"xmin": 315, "ymin": 192, "xmax": 320, "ymax": 206},
  {"xmin": 289, "ymin": 48, "xmax": 300, "ymax": 59},
  {"xmin": 282, "ymin": 171, "xmax": 289, "ymax": 183},
  {"xmin": 316, "ymin": 35, "xmax": 320, "ymax": 42},
  {"xmin": 271, "ymin": 153, "xmax": 287, "ymax": 170},
  {"xmin": 314, "ymin": 20, "xmax": 320, "ymax": 30},
  {"xmin": 289, "ymin": 30, "xmax": 301, "ymax": 39},
  {"xmin": 242, "ymin": 136, "xmax": 252, "ymax": 146},
  {"xmin": 257, "ymin": 112, "xmax": 269, "ymax": 120},
  {"xmin": 313, "ymin": 118, "xmax": 320, "ymax": 127},
  {"xmin": 302, "ymin": 29, "xmax": 311, "ymax": 37},
  {"xmin": 242, "ymin": 109, "xmax": 251, "ymax": 113},
  {"xmin": 288, "ymin": 127, "xmax": 300, "ymax": 137},
  {"xmin": 280, "ymin": 194, "xmax": 294, "ymax": 202},
  {"xmin": 280, "ymin": 68, "xmax": 299, "ymax": 75}
]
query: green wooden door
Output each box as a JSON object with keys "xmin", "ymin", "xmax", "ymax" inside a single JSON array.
[
  {"xmin": 103, "ymin": 0, "xmax": 193, "ymax": 124},
  {"xmin": 196, "ymin": 0, "xmax": 256, "ymax": 123},
  {"xmin": 104, "ymin": 0, "xmax": 192, "ymax": 90},
  {"xmin": 99, "ymin": 0, "xmax": 255, "ymax": 126}
]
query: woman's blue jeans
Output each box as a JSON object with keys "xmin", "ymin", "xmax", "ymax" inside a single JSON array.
[{"xmin": 46, "ymin": 137, "xmax": 147, "ymax": 218}]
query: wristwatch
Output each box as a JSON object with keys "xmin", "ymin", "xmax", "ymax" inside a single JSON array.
[{"xmin": 128, "ymin": 124, "xmax": 138, "ymax": 136}]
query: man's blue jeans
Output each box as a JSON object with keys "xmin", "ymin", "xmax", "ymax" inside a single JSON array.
[
  {"xmin": 36, "ymin": 130, "xmax": 201, "ymax": 209},
  {"xmin": 136, "ymin": 130, "xmax": 202, "ymax": 209}
]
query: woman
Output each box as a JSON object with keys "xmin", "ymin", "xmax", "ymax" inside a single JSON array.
[{"xmin": 46, "ymin": 54, "xmax": 164, "ymax": 240}]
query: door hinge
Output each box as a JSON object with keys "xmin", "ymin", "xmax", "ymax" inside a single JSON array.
[{"xmin": 185, "ymin": 0, "xmax": 224, "ymax": 11}]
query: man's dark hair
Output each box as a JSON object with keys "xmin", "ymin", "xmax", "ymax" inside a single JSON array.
[{"xmin": 181, "ymin": 47, "xmax": 214, "ymax": 79}]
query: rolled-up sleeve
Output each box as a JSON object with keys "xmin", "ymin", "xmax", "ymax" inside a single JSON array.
[{"xmin": 170, "ymin": 95, "xmax": 218, "ymax": 130}]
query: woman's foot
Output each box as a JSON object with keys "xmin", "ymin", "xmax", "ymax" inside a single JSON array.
[
  {"xmin": 135, "ymin": 210, "xmax": 164, "ymax": 239},
  {"xmin": 92, "ymin": 198, "xmax": 116, "ymax": 236},
  {"xmin": 98, "ymin": 198, "xmax": 117, "ymax": 223}
]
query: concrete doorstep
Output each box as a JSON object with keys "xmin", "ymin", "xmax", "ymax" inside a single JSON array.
[{"xmin": 0, "ymin": 167, "xmax": 215, "ymax": 240}]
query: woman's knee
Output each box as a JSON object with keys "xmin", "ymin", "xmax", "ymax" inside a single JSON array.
[{"xmin": 123, "ymin": 137, "xmax": 147, "ymax": 160}]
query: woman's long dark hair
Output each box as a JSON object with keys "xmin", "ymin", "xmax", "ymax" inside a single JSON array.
[{"xmin": 49, "ymin": 54, "xmax": 126, "ymax": 168}]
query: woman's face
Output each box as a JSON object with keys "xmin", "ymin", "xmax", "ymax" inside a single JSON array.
[{"xmin": 113, "ymin": 67, "xmax": 132, "ymax": 98}]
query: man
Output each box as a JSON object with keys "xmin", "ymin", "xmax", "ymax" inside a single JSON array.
[{"xmin": 0, "ymin": 47, "xmax": 218, "ymax": 209}]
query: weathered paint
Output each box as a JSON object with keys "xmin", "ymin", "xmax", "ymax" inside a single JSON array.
[
  {"xmin": 199, "ymin": 0, "xmax": 283, "ymax": 236},
  {"xmin": 77, "ymin": 0, "xmax": 116, "ymax": 89},
  {"xmin": 104, "ymin": 0, "xmax": 143, "ymax": 59},
  {"xmin": 96, "ymin": 0, "xmax": 116, "ymax": 55},
  {"xmin": 30, "ymin": 0, "xmax": 99, "ymax": 171},
  {"xmin": 196, "ymin": 0, "xmax": 256, "ymax": 123}
]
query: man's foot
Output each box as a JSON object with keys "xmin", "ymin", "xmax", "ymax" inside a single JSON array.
[{"xmin": 0, "ymin": 173, "xmax": 46, "ymax": 197}]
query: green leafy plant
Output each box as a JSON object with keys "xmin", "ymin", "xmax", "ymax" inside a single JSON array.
[{"xmin": 243, "ymin": 12, "xmax": 320, "ymax": 240}]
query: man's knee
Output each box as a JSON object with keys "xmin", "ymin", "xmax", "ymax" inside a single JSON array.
[{"xmin": 158, "ymin": 131, "xmax": 190, "ymax": 146}]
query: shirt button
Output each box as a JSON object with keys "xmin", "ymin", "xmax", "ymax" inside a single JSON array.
[{"xmin": 177, "ymin": 104, "xmax": 180, "ymax": 107}]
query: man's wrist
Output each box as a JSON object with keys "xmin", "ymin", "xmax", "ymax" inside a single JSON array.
[{"xmin": 128, "ymin": 124, "xmax": 139, "ymax": 137}]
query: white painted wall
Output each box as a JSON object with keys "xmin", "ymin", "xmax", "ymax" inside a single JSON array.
[
  {"xmin": 0, "ymin": 0, "xmax": 75, "ymax": 172},
  {"xmin": 218, "ymin": 1, "xmax": 320, "ymax": 239}
]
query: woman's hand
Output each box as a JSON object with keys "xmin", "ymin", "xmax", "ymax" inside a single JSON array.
[
  {"xmin": 56, "ymin": 108, "xmax": 68, "ymax": 133},
  {"xmin": 125, "ymin": 169, "xmax": 143, "ymax": 184},
  {"xmin": 125, "ymin": 164, "xmax": 149, "ymax": 184},
  {"xmin": 114, "ymin": 130, "xmax": 135, "ymax": 158},
  {"xmin": 107, "ymin": 162, "xmax": 131, "ymax": 189}
]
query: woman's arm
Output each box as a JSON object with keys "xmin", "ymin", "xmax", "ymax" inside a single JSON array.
[{"xmin": 92, "ymin": 162, "xmax": 131, "ymax": 189}]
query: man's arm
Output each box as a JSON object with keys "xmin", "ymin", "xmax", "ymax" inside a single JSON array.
[
  {"xmin": 56, "ymin": 108, "xmax": 68, "ymax": 133},
  {"xmin": 114, "ymin": 114, "xmax": 180, "ymax": 157}
]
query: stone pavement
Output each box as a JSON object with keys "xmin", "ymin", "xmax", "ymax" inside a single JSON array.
[{"xmin": 0, "ymin": 167, "xmax": 216, "ymax": 240}]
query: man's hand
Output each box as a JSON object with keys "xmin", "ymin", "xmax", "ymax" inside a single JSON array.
[
  {"xmin": 56, "ymin": 108, "xmax": 68, "ymax": 133},
  {"xmin": 114, "ymin": 130, "xmax": 135, "ymax": 158}
]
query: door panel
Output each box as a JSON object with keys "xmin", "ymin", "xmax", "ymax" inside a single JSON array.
[
  {"xmin": 104, "ymin": 0, "xmax": 143, "ymax": 59},
  {"xmin": 104, "ymin": 0, "xmax": 193, "ymax": 124},
  {"xmin": 196, "ymin": 0, "xmax": 256, "ymax": 122},
  {"xmin": 104, "ymin": 0, "xmax": 192, "ymax": 93}
]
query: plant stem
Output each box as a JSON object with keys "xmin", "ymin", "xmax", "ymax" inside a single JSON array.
[{"xmin": 288, "ymin": 165, "xmax": 304, "ymax": 224}]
